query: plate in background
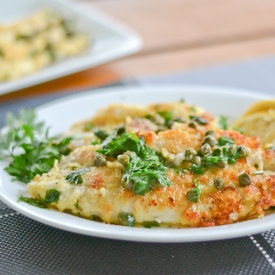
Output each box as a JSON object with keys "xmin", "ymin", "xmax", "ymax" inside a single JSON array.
[{"xmin": 0, "ymin": 0, "xmax": 142, "ymax": 95}]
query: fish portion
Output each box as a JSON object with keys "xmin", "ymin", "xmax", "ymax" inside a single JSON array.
[{"xmin": 27, "ymin": 100, "xmax": 275, "ymax": 227}]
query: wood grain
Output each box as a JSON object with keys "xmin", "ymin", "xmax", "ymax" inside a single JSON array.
[{"xmin": 91, "ymin": 0, "xmax": 275, "ymax": 54}]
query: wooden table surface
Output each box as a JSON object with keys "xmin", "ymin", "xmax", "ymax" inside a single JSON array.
[{"xmin": 2, "ymin": 0, "xmax": 275, "ymax": 102}]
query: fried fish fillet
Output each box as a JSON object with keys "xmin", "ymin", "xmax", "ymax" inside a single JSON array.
[{"xmin": 27, "ymin": 125, "xmax": 275, "ymax": 227}]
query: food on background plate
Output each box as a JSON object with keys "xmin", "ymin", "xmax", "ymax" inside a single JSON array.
[
  {"xmin": 0, "ymin": 9, "xmax": 89, "ymax": 82},
  {"xmin": 1, "ymin": 100, "xmax": 275, "ymax": 228}
]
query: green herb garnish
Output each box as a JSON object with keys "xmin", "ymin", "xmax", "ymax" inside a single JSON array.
[
  {"xmin": 187, "ymin": 183, "xmax": 201, "ymax": 203},
  {"xmin": 218, "ymin": 115, "xmax": 228, "ymax": 130},
  {"xmin": 66, "ymin": 167, "xmax": 91, "ymax": 185},
  {"xmin": 157, "ymin": 110, "xmax": 174, "ymax": 126},
  {"xmin": 218, "ymin": 136, "xmax": 235, "ymax": 146},
  {"xmin": 122, "ymin": 152, "xmax": 173, "ymax": 195},
  {"xmin": 19, "ymin": 196, "xmax": 49, "ymax": 209},
  {"xmin": 0, "ymin": 110, "xmax": 72, "ymax": 183},
  {"xmin": 203, "ymin": 155, "xmax": 228, "ymax": 168},
  {"xmin": 98, "ymin": 130, "xmax": 173, "ymax": 194},
  {"xmin": 44, "ymin": 189, "xmax": 61, "ymax": 204},
  {"xmin": 98, "ymin": 129, "xmax": 146, "ymax": 157},
  {"xmin": 142, "ymin": 221, "xmax": 160, "ymax": 228},
  {"xmin": 19, "ymin": 188, "xmax": 62, "ymax": 208},
  {"xmin": 190, "ymin": 164, "xmax": 205, "ymax": 175},
  {"xmin": 118, "ymin": 212, "xmax": 135, "ymax": 227}
]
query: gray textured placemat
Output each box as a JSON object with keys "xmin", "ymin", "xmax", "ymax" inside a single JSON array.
[{"xmin": 1, "ymin": 59, "xmax": 275, "ymax": 274}]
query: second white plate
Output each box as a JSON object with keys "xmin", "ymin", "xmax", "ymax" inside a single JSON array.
[{"xmin": 0, "ymin": 0, "xmax": 142, "ymax": 95}]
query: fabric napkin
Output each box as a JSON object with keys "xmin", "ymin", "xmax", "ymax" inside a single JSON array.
[{"xmin": 1, "ymin": 57, "xmax": 275, "ymax": 275}]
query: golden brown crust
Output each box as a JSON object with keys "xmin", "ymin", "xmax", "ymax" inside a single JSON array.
[{"xmin": 27, "ymin": 102, "xmax": 275, "ymax": 227}]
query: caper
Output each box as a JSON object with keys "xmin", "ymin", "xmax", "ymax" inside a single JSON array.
[
  {"xmin": 191, "ymin": 116, "xmax": 208, "ymax": 125},
  {"xmin": 117, "ymin": 154, "xmax": 130, "ymax": 165},
  {"xmin": 118, "ymin": 212, "xmax": 135, "ymax": 227},
  {"xmin": 214, "ymin": 178, "xmax": 225, "ymax": 190},
  {"xmin": 174, "ymin": 117, "xmax": 186, "ymax": 123},
  {"xmin": 188, "ymin": 121, "xmax": 198, "ymax": 129},
  {"xmin": 238, "ymin": 173, "xmax": 251, "ymax": 186},
  {"xmin": 192, "ymin": 156, "xmax": 201, "ymax": 166},
  {"xmin": 185, "ymin": 148, "xmax": 197, "ymax": 161},
  {"xmin": 202, "ymin": 135, "xmax": 216, "ymax": 147},
  {"xmin": 217, "ymin": 159, "xmax": 227, "ymax": 168},
  {"xmin": 117, "ymin": 126, "xmax": 126, "ymax": 135},
  {"xmin": 229, "ymin": 144, "xmax": 237, "ymax": 156},
  {"xmin": 200, "ymin": 143, "xmax": 211, "ymax": 155},
  {"xmin": 213, "ymin": 147, "xmax": 223, "ymax": 156},
  {"xmin": 237, "ymin": 146, "xmax": 250, "ymax": 158},
  {"xmin": 205, "ymin": 130, "xmax": 216, "ymax": 137},
  {"xmin": 94, "ymin": 153, "xmax": 107, "ymax": 166},
  {"xmin": 168, "ymin": 117, "xmax": 186, "ymax": 128}
]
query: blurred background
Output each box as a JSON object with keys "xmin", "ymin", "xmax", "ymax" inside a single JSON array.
[{"xmin": 2, "ymin": 0, "xmax": 275, "ymax": 100}]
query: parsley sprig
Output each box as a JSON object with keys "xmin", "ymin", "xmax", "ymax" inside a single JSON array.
[
  {"xmin": 218, "ymin": 115, "xmax": 228, "ymax": 130},
  {"xmin": 66, "ymin": 167, "xmax": 91, "ymax": 185},
  {"xmin": 19, "ymin": 188, "xmax": 62, "ymax": 208},
  {"xmin": 97, "ymin": 129, "xmax": 173, "ymax": 195},
  {"xmin": 122, "ymin": 150, "xmax": 173, "ymax": 195},
  {"xmin": 98, "ymin": 129, "xmax": 147, "ymax": 157},
  {"xmin": 0, "ymin": 110, "xmax": 72, "ymax": 183}
]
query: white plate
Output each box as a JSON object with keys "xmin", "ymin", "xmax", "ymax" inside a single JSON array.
[
  {"xmin": 0, "ymin": 0, "xmax": 142, "ymax": 95},
  {"xmin": 0, "ymin": 85, "xmax": 274, "ymax": 243}
]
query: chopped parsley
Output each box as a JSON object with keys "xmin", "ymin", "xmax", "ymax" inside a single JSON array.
[
  {"xmin": 19, "ymin": 196, "xmax": 49, "ymax": 209},
  {"xmin": 122, "ymin": 151, "xmax": 173, "ymax": 195},
  {"xmin": 218, "ymin": 136, "xmax": 235, "ymax": 146},
  {"xmin": 44, "ymin": 189, "xmax": 61, "ymax": 204},
  {"xmin": 98, "ymin": 130, "xmax": 173, "ymax": 195},
  {"xmin": 19, "ymin": 188, "xmax": 62, "ymax": 208},
  {"xmin": 118, "ymin": 212, "xmax": 135, "ymax": 227},
  {"xmin": 157, "ymin": 110, "xmax": 174, "ymax": 126},
  {"xmin": 66, "ymin": 167, "xmax": 91, "ymax": 185},
  {"xmin": 187, "ymin": 183, "xmax": 201, "ymax": 203},
  {"xmin": 190, "ymin": 164, "xmax": 205, "ymax": 175},
  {"xmin": 0, "ymin": 110, "xmax": 72, "ymax": 183},
  {"xmin": 98, "ymin": 129, "xmax": 146, "ymax": 157},
  {"xmin": 142, "ymin": 221, "xmax": 160, "ymax": 228},
  {"xmin": 218, "ymin": 115, "xmax": 228, "ymax": 130}
]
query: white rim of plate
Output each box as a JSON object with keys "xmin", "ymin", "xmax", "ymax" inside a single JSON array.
[{"xmin": 0, "ymin": 85, "xmax": 274, "ymax": 243}]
